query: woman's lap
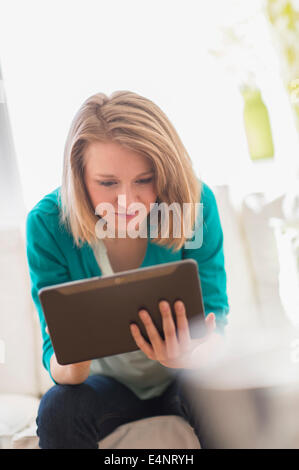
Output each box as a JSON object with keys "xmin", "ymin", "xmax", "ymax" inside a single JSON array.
[{"xmin": 36, "ymin": 371, "xmax": 203, "ymax": 449}]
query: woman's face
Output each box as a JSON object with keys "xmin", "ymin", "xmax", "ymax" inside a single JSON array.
[{"xmin": 83, "ymin": 140, "xmax": 158, "ymax": 233}]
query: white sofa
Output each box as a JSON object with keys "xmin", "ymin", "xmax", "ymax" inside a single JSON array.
[{"xmin": 0, "ymin": 184, "xmax": 290, "ymax": 449}]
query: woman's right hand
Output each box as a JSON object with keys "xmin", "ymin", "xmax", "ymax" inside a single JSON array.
[{"xmin": 46, "ymin": 325, "xmax": 92, "ymax": 385}]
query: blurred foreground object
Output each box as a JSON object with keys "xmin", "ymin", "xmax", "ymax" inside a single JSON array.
[{"xmin": 181, "ymin": 324, "xmax": 299, "ymax": 448}]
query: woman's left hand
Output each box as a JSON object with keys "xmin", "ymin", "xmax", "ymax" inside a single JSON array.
[{"xmin": 129, "ymin": 300, "xmax": 224, "ymax": 369}]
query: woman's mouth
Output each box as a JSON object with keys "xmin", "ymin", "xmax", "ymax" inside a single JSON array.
[{"xmin": 116, "ymin": 212, "xmax": 136, "ymax": 219}]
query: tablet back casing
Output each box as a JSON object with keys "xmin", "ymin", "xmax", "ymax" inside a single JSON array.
[{"xmin": 38, "ymin": 259, "xmax": 206, "ymax": 365}]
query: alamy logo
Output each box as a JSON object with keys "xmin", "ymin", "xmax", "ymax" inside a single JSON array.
[{"xmin": 94, "ymin": 196, "xmax": 203, "ymax": 250}]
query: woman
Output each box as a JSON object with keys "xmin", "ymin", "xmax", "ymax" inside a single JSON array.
[{"xmin": 26, "ymin": 90, "xmax": 230, "ymax": 449}]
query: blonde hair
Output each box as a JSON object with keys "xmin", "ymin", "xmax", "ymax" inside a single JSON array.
[{"xmin": 60, "ymin": 90, "xmax": 201, "ymax": 251}]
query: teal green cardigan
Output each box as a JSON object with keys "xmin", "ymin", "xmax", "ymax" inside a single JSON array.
[{"xmin": 25, "ymin": 181, "xmax": 230, "ymax": 385}]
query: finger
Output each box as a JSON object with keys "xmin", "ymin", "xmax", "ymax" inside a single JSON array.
[
  {"xmin": 45, "ymin": 326, "xmax": 49, "ymax": 335},
  {"xmin": 159, "ymin": 300, "xmax": 180, "ymax": 359},
  {"xmin": 138, "ymin": 309, "xmax": 165, "ymax": 358},
  {"xmin": 129, "ymin": 323, "xmax": 156, "ymax": 360},
  {"xmin": 174, "ymin": 300, "xmax": 191, "ymax": 347},
  {"xmin": 205, "ymin": 313, "xmax": 216, "ymax": 334}
]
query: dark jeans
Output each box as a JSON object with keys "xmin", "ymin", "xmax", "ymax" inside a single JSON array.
[{"xmin": 36, "ymin": 370, "xmax": 209, "ymax": 449}]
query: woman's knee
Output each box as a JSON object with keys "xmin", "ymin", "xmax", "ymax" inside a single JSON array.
[{"xmin": 36, "ymin": 382, "xmax": 97, "ymax": 436}]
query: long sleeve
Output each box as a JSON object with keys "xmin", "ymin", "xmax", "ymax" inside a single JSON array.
[
  {"xmin": 182, "ymin": 182, "xmax": 230, "ymax": 335},
  {"xmin": 25, "ymin": 208, "xmax": 71, "ymax": 384}
]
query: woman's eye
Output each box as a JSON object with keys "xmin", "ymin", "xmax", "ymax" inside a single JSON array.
[
  {"xmin": 99, "ymin": 181, "xmax": 115, "ymax": 187},
  {"xmin": 98, "ymin": 177, "xmax": 153, "ymax": 187},
  {"xmin": 137, "ymin": 177, "xmax": 153, "ymax": 184}
]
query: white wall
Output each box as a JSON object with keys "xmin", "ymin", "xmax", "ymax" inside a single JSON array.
[
  {"xmin": 0, "ymin": 0, "xmax": 299, "ymax": 213},
  {"xmin": 0, "ymin": 64, "xmax": 25, "ymax": 230}
]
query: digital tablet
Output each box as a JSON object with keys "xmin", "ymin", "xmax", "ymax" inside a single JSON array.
[{"xmin": 38, "ymin": 259, "xmax": 207, "ymax": 365}]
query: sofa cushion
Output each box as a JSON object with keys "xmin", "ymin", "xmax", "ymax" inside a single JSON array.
[
  {"xmin": 0, "ymin": 394, "xmax": 40, "ymax": 448},
  {"xmin": 213, "ymin": 185, "xmax": 261, "ymax": 335},
  {"xmin": 270, "ymin": 217, "xmax": 299, "ymax": 327},
  {"xmin": 241, "ymin": 192, "xmax": 288, "ymax": 329},
  {"xmin": 98, "ymin": 415, "xmax": 201, "ymax": 449}
]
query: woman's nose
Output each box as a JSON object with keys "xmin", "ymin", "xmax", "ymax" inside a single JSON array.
[{"xmin": 116, "ymin": 187, "xmax": 139, "ymax": 210}]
